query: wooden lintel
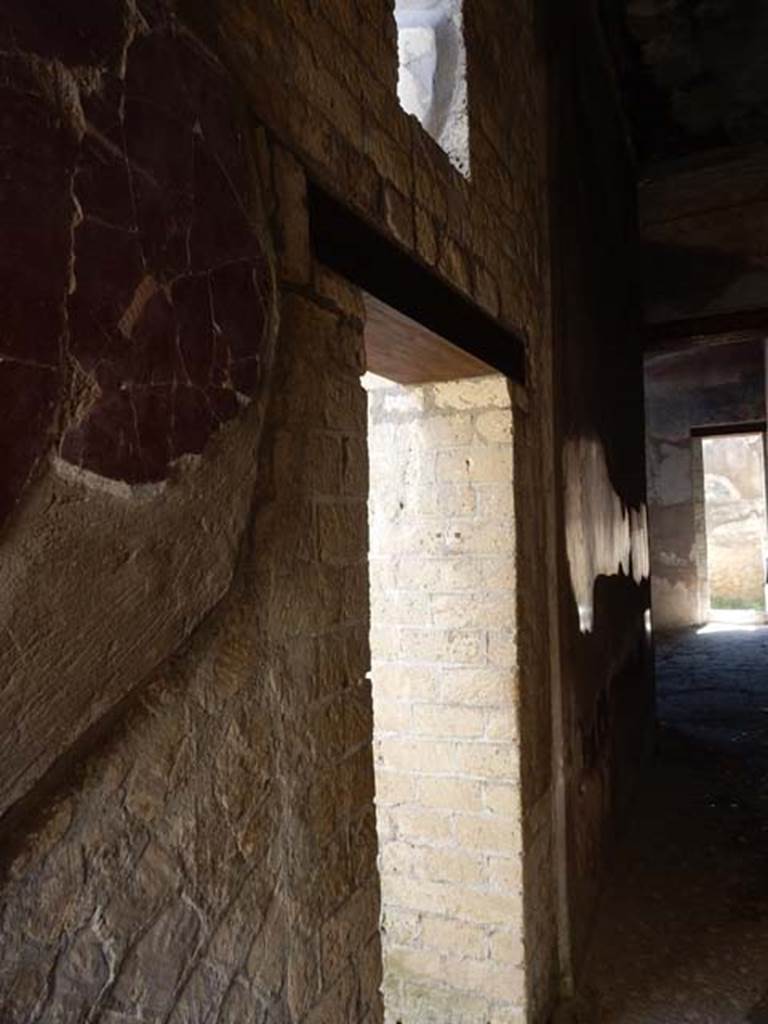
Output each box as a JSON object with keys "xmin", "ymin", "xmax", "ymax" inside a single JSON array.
[
  {"xmin": 307, "ymin": 182, "xmax": 526, "ymax": 385},
  {"xmin": 363, "ymin": 293, "xmax": 494, "ymax": 383}
]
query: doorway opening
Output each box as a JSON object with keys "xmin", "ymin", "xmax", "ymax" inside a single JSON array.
[
  {"xmin": 362, "ymin": 365, "xmax": 525, "ymax": 1023},
  {"xmin": 698, "ymin": 430, "xmax": 768, "ymax": 623}
]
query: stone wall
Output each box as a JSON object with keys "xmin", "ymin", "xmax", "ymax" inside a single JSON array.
[
  {"xmin": 645, "ymin": 339, "xmax": 766, "ymax": 630},
  {"xmin": 0, "ymin": 1, "xmax": 279, "ymax": 818},
  {"xmin": 0, "ymin": 108, "xmax": 382, "ymax": 1020},
  {"xmin": 0, "ymin": 0, "xmax": 561, "ymax": 1021},
  {"xmin": 367, "ymin": 375, "xmax": 522, "ymax": 1023}
]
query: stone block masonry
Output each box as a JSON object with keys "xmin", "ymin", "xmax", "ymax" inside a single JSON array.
[
  {"xmin": 367, "ymin": 374, "xmax": 524, "ymax": 1023},
  {"xmin": 0, "ymin": 146, "xmax": 380, "ymax": 1022},
  {"xmin": 0, "ymin": 0, "xmax": 561, "ymax": 1019}
]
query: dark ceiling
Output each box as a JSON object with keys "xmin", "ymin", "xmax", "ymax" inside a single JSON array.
[{"xmin": 602, "ymin": 0, "xmax": 768, "ymax": 166}]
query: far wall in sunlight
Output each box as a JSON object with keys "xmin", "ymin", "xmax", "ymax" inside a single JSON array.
[
  {"xmin": 702, "ymin": 433, "xmax": 766, "ymax": 613},
  {"xmin": 645, "ymin": 338, "xmax": 766, "ymax": 631}
]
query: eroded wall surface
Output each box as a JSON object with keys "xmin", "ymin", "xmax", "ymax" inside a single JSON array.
[
  {"xmin": 646, "ymin": 340, "xmax": 766, "ymax": 630},
  {"xmin": 0, "ymin": 0, "xmax": 278, "ymax": 820},
  {"xmin": 0, "ymin": 0, "xmax": 559, "ymax": 1021},
  {"xmin": 368, "ymin": 375, "xmax": 522, "ymax": 1023},
  {"xmin": 1, "ymin": 278, "xmax": 379, "ymax": 1023}
]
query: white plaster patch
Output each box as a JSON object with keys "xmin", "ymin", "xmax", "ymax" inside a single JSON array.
[
  {"xmin": 563, "ymin": 437, "xmax": 650, "ymax": 633},
  {"xmin": 52, "ymin": 455, "xmax": 167, "ymax": 501}
]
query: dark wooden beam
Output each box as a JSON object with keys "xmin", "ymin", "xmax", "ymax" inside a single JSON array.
[
  {"xmin": 690, "ymin": 420, "xmax": 766, "ymax": 438},
  {"xmin": 307, "ymin": 182, "xmax": 526, "ymax": 384},
  {"xmin": 645, "ymin": 306, "xmax": 768, "ymax": 350}
]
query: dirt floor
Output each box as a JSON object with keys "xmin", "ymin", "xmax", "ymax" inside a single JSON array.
[{"xmin": 576, "ymin": 625, "xmax": 768, "ymax": 1023}]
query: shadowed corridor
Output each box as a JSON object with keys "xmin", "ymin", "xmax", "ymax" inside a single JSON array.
[{"xmin": 580, "ymin": 627, "xmax": 768, "ymax": 1023}]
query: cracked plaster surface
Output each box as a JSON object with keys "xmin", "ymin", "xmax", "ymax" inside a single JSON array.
[
  {"xmin": 0, "ymin": 0, "xmax": 274, "ymax": 514},
  {"xmin": 0, "ymin": 0, "xmax": 278, "ymax": 817}
]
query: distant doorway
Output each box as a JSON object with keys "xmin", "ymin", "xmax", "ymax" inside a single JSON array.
[{"xmin": 698, "ymin": 430, "xmax": 768, "ymax": 623}]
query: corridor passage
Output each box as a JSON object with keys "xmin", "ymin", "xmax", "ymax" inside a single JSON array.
[{"xmin": 580, "ymin": 627, "xmax": 768, "ymax": 1023}]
